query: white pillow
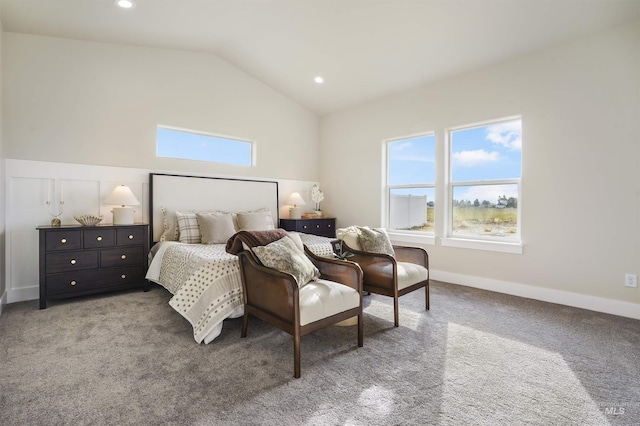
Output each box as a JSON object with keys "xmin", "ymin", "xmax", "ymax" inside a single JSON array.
[
  {"xmin": 160, "ymin": 207, "xmax": 227, "ymax": 242},
  {"xmin": 160, "ymin": 207, "xmax": 179, "ymax": 242},
  {"xmin": 285, "ymin": 232, "xmax": 305, "ymax": 252},
  {"xmin": 236, "ymin": 208, "xmax": 275, "ymax": 231},
  {"xmin": 336, "ymin": 226, "xmax": 362, "ymax": 251},
  {"xmin": 197, "ymin": 213, "xmax": 236, "ymax": 244}
]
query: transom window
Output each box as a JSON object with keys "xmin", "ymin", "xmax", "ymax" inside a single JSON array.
[
  {"xmin": 156, "ymin": 126, "xmax": 254, "ymax": 166},
  {"xmin": 385, "ymin": 133, "xmax": 436, "ymax": 234},
  {"xmin": 448, "ymin": 117, "xmax": 522, "ymax": 242}
]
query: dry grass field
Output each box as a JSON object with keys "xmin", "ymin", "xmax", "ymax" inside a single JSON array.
[{"xmin": 401, "ymin": 207, "xmax": 518, "ymax": 238}]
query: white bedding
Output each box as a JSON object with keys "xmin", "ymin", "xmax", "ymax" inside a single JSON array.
[{"xmin": 145, "ymin": 233, "xmax": 334, "ymax": 343}]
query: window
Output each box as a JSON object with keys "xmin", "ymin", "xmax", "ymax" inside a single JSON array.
[
  {"xmin": 157, "ymin": 126, "xmax": 254, "ymax": 166},
  {"xmin": 448, "ymin": 117, "xmax": 522, "ymax": 242},
  {"xmin": 385, "ymin": 133, "xmax": 436, "ymax": 234}
]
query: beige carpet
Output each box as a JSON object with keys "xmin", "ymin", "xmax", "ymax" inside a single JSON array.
[{"xmin": 0, "ymin": 281, "xmax": 638, "ymax": 425}]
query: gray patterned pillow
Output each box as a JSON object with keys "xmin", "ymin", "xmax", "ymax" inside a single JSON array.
[
  {"xmin": 176, "ymin": 211, "xmax": 201, "ymax": 244},
  {"xmin": 358, "ymin": 227, "xmax": 395, "ymax": 257},
  {"xmin": 252, "ymin": 236, "xmax": 320, "ymax": 287}
]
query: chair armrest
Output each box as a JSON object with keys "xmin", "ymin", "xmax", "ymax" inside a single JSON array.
[
  {"xmin": 237, "ymin": 251, "xmax": 299, "ymax": 320},
  {"xmin": 304, "ymin": 246, "xmax": 363, "ymax": 293},
  {"xmin": 393, "ymin": 245, "xmax": 429, "ymax": 268}
]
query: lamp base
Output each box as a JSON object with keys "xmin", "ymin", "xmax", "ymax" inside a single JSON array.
[
  {"xmin": 289, "ymin": 206, "xmax": 302, "ymax": 219},
  {"xmin": 112, "ymin": 207, "xmax": 134, "ymax": 225}
]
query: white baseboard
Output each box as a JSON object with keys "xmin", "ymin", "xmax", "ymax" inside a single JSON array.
[
  {"xmin": 0, "ymin": 290, "xmax": 7, "ymax": 316},
  {"xmin": 430, "ymin": 270, "xmax": 640, "ymax": 320},
  {"xmin": 7, "ymin": 286, "xmax": 39, "ymax": 304}
]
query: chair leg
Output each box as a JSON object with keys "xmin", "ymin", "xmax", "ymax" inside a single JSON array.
[
  {"xmin": 394, "ymin": 297, "xmax": 399, "ymax": 327},
  {"xmin": 241, "ymin": 313, "xmax": 249, "ymax": 338},
  {"xmin": 294, "ymin": 329, "xmax": 301, "ymax": 379},
  {"xmin": 426, "ymin": 282, "xmax": 430, "ymax": 310},
  {"xmin": 357, "ymin": 313, "xmax": 363, "ymax": 347}
]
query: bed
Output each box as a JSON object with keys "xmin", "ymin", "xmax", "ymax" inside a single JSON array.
[{"xmin": 145, "ymin": 173, "xmax": 334, "ymax": 343}]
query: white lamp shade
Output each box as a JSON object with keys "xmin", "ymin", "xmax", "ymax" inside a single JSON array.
[
  {"xmin": 287, "ymin": 192, "xmax": 306, "ymax": 207},
  {"xmin": 104, "ymin": 185, "xmax": 140, "ymax": 207}
]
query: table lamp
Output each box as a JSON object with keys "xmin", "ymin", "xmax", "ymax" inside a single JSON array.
[
  {"xmin": 104, "ymin": 185, "xmax": 140, "ymax": 225},
  {"xmin": 287, "ymin": 192, "xmax": 306, "ymax": 219}
]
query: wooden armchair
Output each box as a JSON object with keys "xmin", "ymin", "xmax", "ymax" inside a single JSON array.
[
  {"xmin": 333, "ymin": 230, "xmax": 429, "ymax": 327},
  {"xmin": 237, "ymin": 246, "xmax": 363, "ymax": 378}
]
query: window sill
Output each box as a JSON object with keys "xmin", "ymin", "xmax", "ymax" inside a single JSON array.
[
  {"xmin": 440, "ymin": 237, "xmax": 523, "ymax": 254},
  {"xmin": 387, "ymin": 231, "xmax": 435, "ymax": 246}
]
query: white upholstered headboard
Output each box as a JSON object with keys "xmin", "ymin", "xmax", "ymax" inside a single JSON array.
[{"xmin": 149, "ymin": 173, "xmax": 279, "ymax": 243}]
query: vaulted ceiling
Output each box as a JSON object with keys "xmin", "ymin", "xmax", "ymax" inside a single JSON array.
[{"xmin": 1, "ymin": 0, "xmax": 638, "ymax": 115}]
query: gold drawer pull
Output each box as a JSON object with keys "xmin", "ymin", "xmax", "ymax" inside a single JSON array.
[
  {"xmin": 97, "ymin": 236, "xmax": 103, "ymax": 241},
  {"xmin": 128, "ymin": 234, "xmax": 134, "ymax": 240},
  {"xmin": 61, "ymin": 238, "xmax": 67, "ymax": 244},
  {"xmin": 121, "ymin": 254, "xmax": 126, "ymax": 260},
  {"xmin": 70, "ymin": 280, "xmax": 77, "ymax": 286},
  {"xmin": 70, "ymin": 259, "xmax": 76, "ymax": 265},
  {"xmin": 121, "ymin": 274, "xmax": 126, "ymax": 279}
]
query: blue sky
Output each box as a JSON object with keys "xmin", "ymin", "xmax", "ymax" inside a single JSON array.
[
  {"xmin": 157, "ymin": 127, "xmax": 252, "ymax": 166},
  {"xmin": 388, "ymin": 119, "xmax": 521, "ymax": 203}
]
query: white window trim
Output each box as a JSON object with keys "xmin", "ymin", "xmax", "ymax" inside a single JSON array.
[
  {"xmin": 388, "ymin": 230, "xmax": 436, "ymax": 246},
  {"xmin": 445, "ymin": 116, "xmax": 522, "ymax": 248},
  {"xmin": 440, "ymin": 237, "xmax": 523, "ymax": 254},
  {"xmin": 382, "ymin": 132, "xmax": 436, "ymax": 236}
]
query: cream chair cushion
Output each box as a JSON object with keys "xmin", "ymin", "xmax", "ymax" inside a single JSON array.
[
  {"xmin": 397, "ymin": 262, "xmax": 429, "ymax": 290},
  {"xmin": 299, "ymin": 279, "xmax": 360, "ymax": 326}
]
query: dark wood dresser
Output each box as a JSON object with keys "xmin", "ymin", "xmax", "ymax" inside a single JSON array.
[
  {"xmin": 279, "ymin": 218, "xmax": 336, "ymax": 238},
  {"xmin": 37, "ymin": 223, "xmax": 149, "ymax": 309}
]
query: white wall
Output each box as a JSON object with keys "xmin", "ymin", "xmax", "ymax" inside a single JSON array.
[
  {"xmin": 320, "ymin": 20, "xmax": 640, "ymax": 317},
  {"xmin": 1, "ymin": 32, "xmax": 323, "ymax": 305},
  {"xmin": 2, "ymin": 33, "xmax": 319, "ymax": 182},
  {"xmin": 0, "ymin": 11, "xmax": 5, "ymax": 313}
]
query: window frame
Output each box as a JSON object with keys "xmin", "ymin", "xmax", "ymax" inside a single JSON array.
[
  {"xmin": 383, "ymin": 132, "xmax": 436, "ymax": 245},
  {"xmin": 156, "ymin": 124, "xmax": 256, "ymax": 167},
  {"xmin": 443, "ymin": 116, "xmax": 523, "ymax": 252}
]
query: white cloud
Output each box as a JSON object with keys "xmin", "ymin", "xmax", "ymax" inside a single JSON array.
[
  {"xmin": 394, "ymin": 154, "xmax": 435, "ymax": 163},
  {"xmin": 486, "ymin": 121, "xmax": 522, "ymax": 151},
  {"xmin": 452, "ymin": 149, "xmax": 501, "ymax": 167},
  {"xmin": 391, "ymin": 141, "xmax": 413, "ymax": 151}
]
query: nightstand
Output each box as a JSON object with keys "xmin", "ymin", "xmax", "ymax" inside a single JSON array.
[
  {"xmin": 37, "ymin": 223, "xmax": 149, "ymax": 309},
  {"xmin": 280, "ymin": 218, "xmax": 336, "ymax": 238}
]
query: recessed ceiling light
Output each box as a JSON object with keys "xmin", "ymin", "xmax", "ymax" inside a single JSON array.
[
  {"xmin": 116, "ymin": 0, "xmax": 135, "ymax": 9},
  {"xmin": 314, "ymin": 76, "xmax": 324, "ymax": 84}
]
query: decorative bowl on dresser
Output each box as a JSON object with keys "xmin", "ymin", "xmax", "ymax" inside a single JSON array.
[
  {"xmin": 279, "ymin": 217, "xmax": 336, "ymax": 238},
  {"xmin": 37, "ymin": 223, "xmax": 150, "ymax": 309}
]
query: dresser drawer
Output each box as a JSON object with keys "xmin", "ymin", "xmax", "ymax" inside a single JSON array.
[
  {"xmin": 46, "ymin": 251, "xmax": 98, "ymax": 274},
  {"xmin": 38, "ymin": 223, "xmax": 150, "ymax": 309},
  {"xmin": 45, "ymin": 230, "xmax": 82, "ymax": 251},
  {"xmin": 116, "ymin": 227, "xmax": 146, "ymax": 246},
  {"xmin": 101, "ymin": 246, "xmax": 144, "ymax": 267},
  {"xmin": 83, "ymin": 229, "xmax": 115, "ymax": 248},
  {"xmin": 46, "ymin": 266, "xmax": 147, "ymax": 295},
  {"xmin": 298, "ymin": 220, "xmax": 335, "ymax": 237}
]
